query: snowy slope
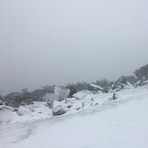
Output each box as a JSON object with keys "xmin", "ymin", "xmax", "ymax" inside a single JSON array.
[{"xmin": 0, "ymin": 86, "xmax": 148, "ymax": 148}]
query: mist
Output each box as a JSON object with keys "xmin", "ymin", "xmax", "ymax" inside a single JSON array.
[{"xmin": 0, "ymin": 0, "xmax": 148, "ymax": 95}]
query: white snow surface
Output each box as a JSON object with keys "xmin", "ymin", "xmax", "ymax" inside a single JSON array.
[{"xmin": 0, "ymin": 86, "xmax": 148, "ymax": 148}]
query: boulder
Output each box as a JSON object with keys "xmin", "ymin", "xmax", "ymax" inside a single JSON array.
[
  {"xmin": 0, "ymin": 106, "xmax": 15, "ymax": 124},
  {"xmin": 67, "ymin": 104, "xmax": 73, "ymax": 108},
  {"xmin": 17, "ymin": 106, "xmax": 32, "ymax": 116},
  {"xmin": 52, "ymin": 105, "xmax": 67, "ymax": 116},
  {"xmin": 113, "ymin": 93, "xmax": 118, "ymax": 100},
  {"xmin": 42, "ymin": 93, "xmax": 60, "ymax": 108},
  {"xmin": 65, "ymin": 98, "xmax": 76, "ymax": 104},
  {"xmin": 73, "ymin": 90, "xmax": 92, "ymax": 100},
  {"xmin": 116, "ymin": 76, "xmax": 127, "ymax": 84},
  {"xmin": 111, "ymin": 76, "xmax": 133, "ymax": 91},
  {"xmin": 54, "ymin": 86, "xmax": 70, "ymax": 101},
  {"xmin": 53, "ymin": 100, "xmax": 62, "ymax": 108},
  {"xmin": 108, "ymin": 93, "xmax": 121, "ymax": 101}
]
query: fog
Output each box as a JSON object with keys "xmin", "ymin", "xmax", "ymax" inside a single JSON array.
[{"xmin": 0, "ymin": 0, "xmax": 148, "ymax": 95}]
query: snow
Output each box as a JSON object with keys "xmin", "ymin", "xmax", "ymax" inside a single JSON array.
[
  {"xmin": 0, "ymin": 87, "xmax": 148, "ymax": 148},
  {"xmin": 90, "ymin": 83, "xmax": 103, "ymax": 90}
]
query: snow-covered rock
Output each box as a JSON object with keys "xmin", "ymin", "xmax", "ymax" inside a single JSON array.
[
  {"xmin": 42, "ymin": 93, "xmax": 60, "ymax": 108},
  {"xmin": 65, "ymin": 98, "xmax": 77, "ymax": 104},
  {"xmin": 83, "ymin": 98, "xmax": 94, "ymax": 107},
  {"xmin": 111, "ymin": 76, "xmax": 133, "ymax": 91},
  {"xmin": 73, "ymin": 90, "xmax": 93, "ymax": 100},
  {"xmin": 90, "ymin": 83, "xmax": 103, "ymax": 91},
  {"xmin": 0, "ymin": 106, "xmax": 16, "ymax": 124},
  {"xmin": 108, "ymin": 93, "xmax": 122, "ymax": 101},
  {"xmin": 17, "ymin": 106, "xmax": 32, "ymax": 116},
  {"xmin": 54, "ymin": 86, "xmax": 70, "ymax": 101},
  {"xmin": 124, "ymin": 82, "xmax": 134, "ymax": 89},
  {"xmin": 53, "ymin": 100, "xmax": 63, "ymax": 108},
  {"xmin": 52, "ymin": 105, "xmax": 67, "ymax": 116},
  {"xmin": 42, "ymin": 93, "xmax": 60, "ymax": 102}
]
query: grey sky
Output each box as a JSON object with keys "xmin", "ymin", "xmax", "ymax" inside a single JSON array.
[{"xmin": 0, "ymin": 0, "xmax": 148, "ymax": 95}]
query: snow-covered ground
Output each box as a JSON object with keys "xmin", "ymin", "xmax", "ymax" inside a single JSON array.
[{"xmin": 0, "ymin": 86, "xmax": 148, "ymax": 148}]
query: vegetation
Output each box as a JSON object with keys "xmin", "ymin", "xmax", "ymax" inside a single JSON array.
[
  {"xmin": 134, "ymin": 64, "xmax": 148, "ymax": 81},
  {"xmin": 2, "ymin": 64, "xmax": 148, "ymax": 107}
]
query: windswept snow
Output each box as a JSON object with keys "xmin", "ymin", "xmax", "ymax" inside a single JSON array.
[{"xmin": 0, "ymin": 87, "xmax": 148, "ymax": 148}]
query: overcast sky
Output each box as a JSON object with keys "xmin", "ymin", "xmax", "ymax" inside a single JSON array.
[{"xmin": 0, "ymin": 0, "xmax": 148, "ymax": 95}]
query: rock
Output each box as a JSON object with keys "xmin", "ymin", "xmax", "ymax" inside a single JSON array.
[
  {"xmin": 53, "ymin": 100, "xmax": 63, "ymax": 108},
  {"xmin": 42, "ymin": 93, "xmax": 60, "ymax": 108},
  {"xmin": 54, "ymin": 86, "xmax": 70, "ymax": 101},
  {"xmin": 107, "ymin": 93, "xmax": 121, "ymax": 101},
  {"xmin": 0, "ymin": 106, "xmax": 16, "ymax": 124},
  {"xmin": 76, "ymin": 107, "xmax": 81, "ymax": 110},
  {"xmin": 52, "ymin": 105, "xmax": 67, "ymax": 116},
  {"xmin": 116, "ymin": 76, "xmax": 127, "ymax": 84},
  {"xmin": 65, "ymin": 98, "xmax": 76, "ymax": 104},
  {"xmin": 73, "ymin": 90, "xmax": 92, "ymax": 100},
  {"xmin": 0, "ymin": 100, "xmax": 3, "ymax": 105},
  {"xmin": 82, "ymin": 102, "xmax": 85, "ymax": 107},
  {"xmin": 108, "ymin": 93, "xmax": 119, "ymax": 101},
  {"xmin": 14, "ymin": 108, "xmax": 18, "ymax": 112},
  {"xmin": 17, "ymin": 106, "xmax": 32, "ymax": 116},
  {"xmin": 111, "ymin": 76, "xmax": 133, "ymax": 91},
  {"xmin": 67, "ymin": 104, "xmax": 73, "ymax": 108},
  {"xmin": 113, "ymin": 93, "xmax": 118, "ymax": 100},
  {"xmin": 124, "ymin": 82, "xmax": 134, "ymax": 89},
  {"xmin": 90, "ymin": 83, "xmax": 103, "ymax": 91}
]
